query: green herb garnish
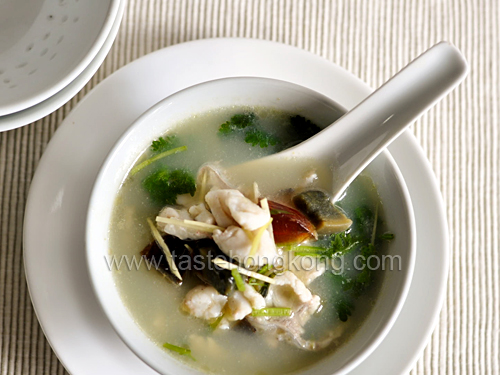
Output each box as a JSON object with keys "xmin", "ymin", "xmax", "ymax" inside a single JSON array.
[
  {"xmin": 163, "ymin": 342, "xmax": 196, "ymax": 361},
  {"xmin": 143, "ymin": 167, "xmax": 196, "ymax": 205},
  {"xmin": 244, "ymin": 128, "xmax": 279, "ymax": 148},
  {"xmin": 289, "ymin": 115, "xmax": 322, "ymax": 141},
  {"xmin": 334, "ymin": 297, "xmax": 354, "ymax": 322},
  {"xmin": 218, "ymin": 112, "xmax": 282, "ymax": 148},
  {"xmin": 285, "ymin": 245, "xmax": 327, "ymax": 257},
  {"xmin": 218, "ymin": 113, "xmax": 256, "ymax": 134},
  {"xmin": 329, "ymin": 232, "xmax": 360, "ymax": 257},
  {"xmin": 209, "ymin": 314, "xmax": 225, "ymax": 331},
  {"xmin": 248, "ymin": 267, "xmax": 265, "ymax": 287},
  {"xmin": 130, "ymin": 146, "xmax": 187, "ymax": 176},
  {"xmin": 251, "ymin": 307, "xmax": 292, "ymax": 317},
  {"xmin": 257, "ymin": 279, "xmax": 274, "ymax": 298},
  {"xmin": 231, "ymin": 268, "xmax": 246, "ymax": 292},
  {"xmin": 231, "ymin": 113, "xmax": 256, "ymax": 127},
  {"xmin": 378, "ymin": 233, "xmax": 395, "ymax": 241},
  {"xmin": 289, "ymin": 232, "xmax": 360, "ymax": 258},
  {"xmin": 295, "ymin": 202, "xmax": 393, "ymax": 322},
  {"xmin": 352, "ymin": 205, "xmax": 376, "ymax": 240},
  {"xmin": 151, "ymin": 135, "xmax": 177, "ymax": 153},
  {"xmin": 247, "ymin": 264, "xmax": 276, "ymax": 297}
]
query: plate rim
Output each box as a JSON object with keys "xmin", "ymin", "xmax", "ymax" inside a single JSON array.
[
  {"xmin": 23, "ymin": 37, "xmax": 449, "ymax": 375},
  {"xmin": 0, "ymin": 0, "xmax": 122, "ymax": 117},
  {"xmin": 0, "ymin": 0, "xmax": 125, "ymax": 131}
]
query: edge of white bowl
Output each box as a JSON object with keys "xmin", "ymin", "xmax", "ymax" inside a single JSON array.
[
  {"xmin": 0, "ymin": 0, "xmax": 122, "ymax": 116},
  {"xmin": 86, "ymin": 77, "xmax": 417, "ymax": 375}
]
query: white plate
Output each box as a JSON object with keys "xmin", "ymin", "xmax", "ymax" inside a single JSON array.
[
  {"xmin": 0, "ymin": 0, "xmax": 121, "ymax": 116},
  {"xmin": 24, "ymin": 38, "xmax": 448, "ymax": 375},
  {"xmin": 0, "ymin": 0, "xmax": 125, "ymax": 132}
]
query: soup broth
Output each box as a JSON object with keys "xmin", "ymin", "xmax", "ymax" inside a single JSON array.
[{"xmin": 108, "ymin": 107, "xmax": 390, "ymax": 374}]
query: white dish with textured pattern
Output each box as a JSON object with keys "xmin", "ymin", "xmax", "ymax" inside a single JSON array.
[
  {"xmin": 0, "ymin": 0, "xmax": 125, "ymax": 132},
  {"xmin": 0, "ymin": 0, "xmax": 121, "ymax": 117}
]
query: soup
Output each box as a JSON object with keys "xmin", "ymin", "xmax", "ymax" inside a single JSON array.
[{"xmin": 108, "ymin": 107, "xmax": 393, "ymax": 374}]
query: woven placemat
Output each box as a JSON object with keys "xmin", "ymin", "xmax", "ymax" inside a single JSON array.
[{"xmin": 1, "ymin": 1, "xmax": 498, "ymax": 374}]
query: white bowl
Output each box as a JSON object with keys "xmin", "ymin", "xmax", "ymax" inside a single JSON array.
[
  {"xmin": 86, "ymin": 77, "xmax": 416, "ymax": 375},
  {"xmin": 0, "ymin": 0, "xmax": 121, "ymax": 116},
  {"xmin": 0, "ymin": 0, "xmax": 125, "ymax": 132}
]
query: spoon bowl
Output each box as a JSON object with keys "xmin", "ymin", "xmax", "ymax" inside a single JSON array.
[{"xmin": 226, "ymin": 42, "xmax": 468, "ymax": 201}]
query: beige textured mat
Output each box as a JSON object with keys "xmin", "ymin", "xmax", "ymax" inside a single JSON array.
[{"xmin": 0, "ymin": 1, "xmax": 498, "ymax": 374}]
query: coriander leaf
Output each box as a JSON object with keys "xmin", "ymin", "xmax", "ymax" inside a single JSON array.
[
  {"xmin": 231, "ymin": 112, "xmax": 256, "ymax": 128},
  {"xmin": 218, "ymin": 121, "xmax": 234, "ymax": 135},
  {"xmin": 151, "ymin": 135, "xmax": 177, "ymax": 153},
  {"xmin": 289, "ymin": 232, "xmax": 359, "ymax": 258},
  {"xmin": 329, "ymin": 274, "xmax": 356, "ymax": 319},
  {"xmin": 143, "ymin": 169, "xmax": 171, "ymax": 203},
  {"xmin": 325, "ymin": 205, "xmax": 395, "ymax": 321},
  {"xmin": 169, "ymin": 168, "xmax": 196, "ymax": 196},
  {"xmin": 334, "ymin": 297, "xmax": 353, "ymax": 322},
  {"xmin": 244, "ymin": 128, "xmax": 279, "ymax": 148},
  {"xmin": 351, "ymin": 268, "xmax": 373, "ymax": 297},
  {"xmin": 352, "ymin": 205, "xmax": 375, "ymax": 241},
  {"xmin": 218, "ymin": 112, "xmax": 256, "ymax": 134},
  {"xmin": 217, "ymin": 112, "xmax": 283, "ymax": 148},
  {"xmin": 378, "ymin": 233, "xmax": 395, "ymax": 241},
  {"xmin": 143, "ymin": 167, "xmax": 196, "ymax": 205},
  {"xmin": 360, "ymin": 243, "xmax": 376, "ymax": 258},
  {"xmin": 329, "ymin": 273, "xmax": 355, "ymax": 292},
  {"xmin": 289, "ymin": 115, "xmax": 322, "ymax": 141},
  {"xmin": 329, "ymin": 232, "xmax": 360, "ymax": 257},
  {"xmin": 347, "ymin": 243, "xmax": 377, "ymax": 297},
  {"xmin": 356, "ymin": 266, "xmax": 373, "ymax": 285}
]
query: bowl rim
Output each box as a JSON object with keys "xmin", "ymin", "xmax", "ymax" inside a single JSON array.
[
  {"xmin": 0, "ymin": 0, "xmax": 125, "ymax": 131},
  {"xmin": 0, "ymin": 0, "xmax": 122, "ymax": 116},
  {"xmin": 86, "ymin": 76, "xmax": 416, "ymax": 375}
]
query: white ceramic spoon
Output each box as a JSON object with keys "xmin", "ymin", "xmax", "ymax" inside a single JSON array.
[{"xmin": 226, "ymin": 42, "xmax": 468, "ymax": 201}]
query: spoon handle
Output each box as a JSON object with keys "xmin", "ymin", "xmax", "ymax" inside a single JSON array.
[{"xmin": 306, "ymin": 42, "xmax": 468, "ymax": 200}]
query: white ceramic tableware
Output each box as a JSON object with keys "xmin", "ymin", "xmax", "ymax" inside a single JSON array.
[
  {"xmin": 230, "ymin": 42, "xmax": 467, "ymax": 202},
  {"xmin": 0, "ymin": 0, "xmax": 125, "ymax": 132},
  {"xmin": 86, "ymin": 77, "xmax": 416, "ymax": 375},
  {"xmin": 23, "ymin": 38, "xmax": 448, "ymax": 375},
  {"xmin": 0, "ymin": 0, "xmax": 121, "ymax": 117}
]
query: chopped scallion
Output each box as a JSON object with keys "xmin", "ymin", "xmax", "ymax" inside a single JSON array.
[
  {"xmin": 209, "ymin": 314, "xmax": 224, "ymax": 331},
  {"xmin": 258, "ymin": 264, "xmax": 271, "ymax": 275},
  {"xmin": 130, "ymin": 146, "xmax": 187, "ymax": 176},
  {"xmin": 162, "ymin": 342, "xmax": 195, "ymax": 361},
  {"xmin": 251, "ymin": 307, "xmax": 292, "ymax": 317},
  {"xmin": 379, "ymin": 233, "xmax": 395, "ymax": 240},
  {"xmin": 287, "ymin": 245, "xmax": 328, "ymax": 257},
  {"xmin": 231, "ymin": 268, "xmax": 246, "ymax": 292}
]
